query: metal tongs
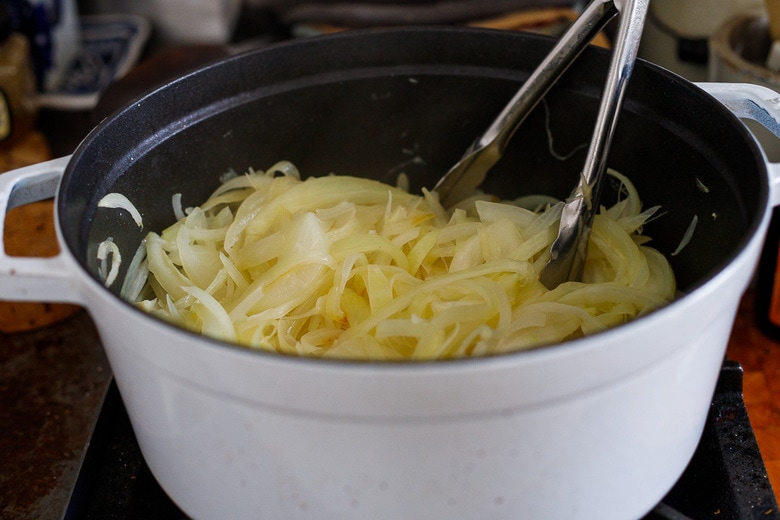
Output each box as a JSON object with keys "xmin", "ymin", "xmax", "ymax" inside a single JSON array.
[{"xmin": 433, "ymin": 0, "xmax": 649, "ymax": 289}]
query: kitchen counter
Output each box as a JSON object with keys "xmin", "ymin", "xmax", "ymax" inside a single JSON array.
[{"xmin": 0, "ymin": 311, "xmax": 108, "ymax": 519}]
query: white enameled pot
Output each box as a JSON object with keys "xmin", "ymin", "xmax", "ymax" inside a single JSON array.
[{"xmin": 2, "ymin": 28, "xmax": 780, "ymax": 519}]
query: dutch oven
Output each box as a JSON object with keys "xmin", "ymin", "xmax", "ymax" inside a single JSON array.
[{"xmin": 1, "ymin": 27, "xmax": 779, "ymax": 520}]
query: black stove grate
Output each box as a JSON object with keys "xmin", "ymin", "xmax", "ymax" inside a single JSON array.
[{"xmin": 64, "ymin": 361, "xmax": 779, "ymax": 520}]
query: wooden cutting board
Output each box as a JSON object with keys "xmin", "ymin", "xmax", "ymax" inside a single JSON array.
[{"xmin": 0, "ymin": 131, "xmax": 81, "ymax": 332}]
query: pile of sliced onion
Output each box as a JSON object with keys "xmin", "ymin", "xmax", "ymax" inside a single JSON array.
[{"xmin": 127, "ymin": 161, "xmax": 676, "ymax": 360}]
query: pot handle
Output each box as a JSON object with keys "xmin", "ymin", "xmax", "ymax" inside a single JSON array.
[
  {"xmin": 696, "ymin": 82, "xmax": 780, "ymax": 208},
  {"xmin": 0, "ymin": 156, "xmax": 86, "ymax": 305}
]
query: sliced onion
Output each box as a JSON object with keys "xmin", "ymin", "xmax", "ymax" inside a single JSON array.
[
  {"xmin": 98, "ymin": 193, "xmax": 143, "ymax": 229},
  {"xmin": 126, "ymin": 164, "xmax": 677, "ymax": 361},
  {"xmin": 97, "ymin": 238, "xmax": 121, "ymax": 287}
]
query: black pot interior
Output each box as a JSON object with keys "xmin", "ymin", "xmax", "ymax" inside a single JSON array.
[{"xmin": 60, "ymin": 26, "xmax": 768, "ymax": 300}]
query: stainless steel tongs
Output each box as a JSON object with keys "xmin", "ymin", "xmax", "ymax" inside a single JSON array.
[{"xmin": 433, "ymin": 0, "xmax": 650, "ymax": 289}]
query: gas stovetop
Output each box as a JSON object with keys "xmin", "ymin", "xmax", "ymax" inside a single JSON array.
[{"xmin": 63, "ymin": 361, "xmax": 778, "ymax": 520}]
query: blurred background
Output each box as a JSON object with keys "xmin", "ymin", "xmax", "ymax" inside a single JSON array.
[{"xmin": 4, "ymin": 0, "xmax": 780, "ymax": 155}]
